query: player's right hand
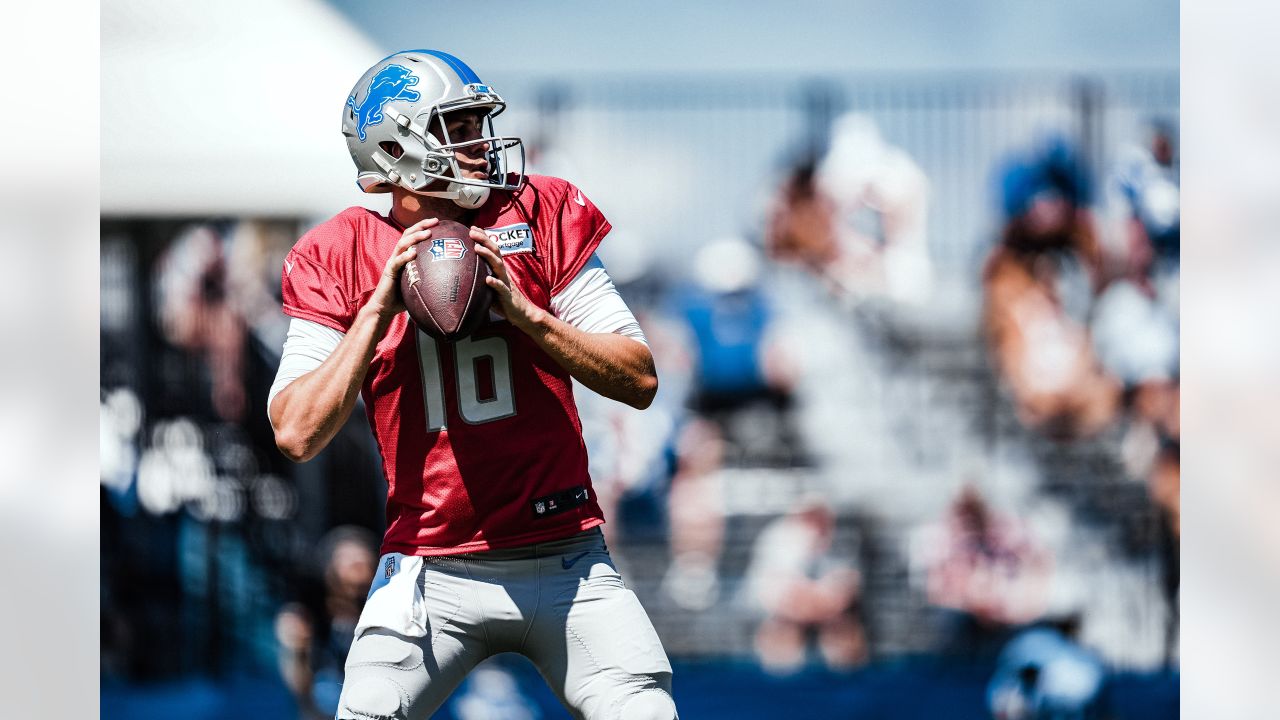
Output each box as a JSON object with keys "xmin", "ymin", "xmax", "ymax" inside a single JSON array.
[{"xmin": 364, "ymin": 218, "xmax": 439, "ymax": 320}]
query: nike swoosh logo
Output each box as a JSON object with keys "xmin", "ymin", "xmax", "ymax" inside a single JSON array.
[
  {"xmin": 561, "ymin": 551, "xmax": 591, "ymax": 570},
  {"xmin": 573, "ymin": 190, "xmax": 585, "ymax": 207},
  {"xmin": 284, "ymin": 259, "xmax": 294, "ymax": 274}
]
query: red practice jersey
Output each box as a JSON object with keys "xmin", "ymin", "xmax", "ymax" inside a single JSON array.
[{"xmin": 281, "ymin": 175, "xmax": 610, "ymax": 556}]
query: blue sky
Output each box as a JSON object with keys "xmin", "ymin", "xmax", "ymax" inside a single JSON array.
[{"xmin": 327, "ymin": 0, "xmax": 1178, "ymax": 76}]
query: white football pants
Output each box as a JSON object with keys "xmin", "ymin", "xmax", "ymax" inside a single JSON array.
[{"xmin": 335, "ymin": 528, "xmax": 677, "ymax": 720}]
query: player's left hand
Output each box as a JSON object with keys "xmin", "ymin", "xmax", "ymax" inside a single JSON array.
[{"xmin": 471, "ymin": 226, "xmax": 546, "ymax": 332}]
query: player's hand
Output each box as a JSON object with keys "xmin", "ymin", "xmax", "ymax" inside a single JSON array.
[
  {"xmin": 471, "ymin": 226, "xmax": 546, "ymax": 332},
  {"xmin": 364, "ymin": 218, "xmax": 439, "ymax": 321}
]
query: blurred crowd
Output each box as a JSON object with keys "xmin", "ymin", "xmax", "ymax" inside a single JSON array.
[{"xmin": 101, "ymin": 100, "xmax": 1177, "ymax": 718}]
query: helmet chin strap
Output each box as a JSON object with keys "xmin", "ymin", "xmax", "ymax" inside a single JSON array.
[{"xmin": 449, "ymin": 183, "xmax": 490, "ymax": 209}]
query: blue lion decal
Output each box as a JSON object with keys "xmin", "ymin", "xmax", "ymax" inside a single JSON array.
[{"xmin": 347, "ymin": 64, "xmax": 422, "ymax": 142}]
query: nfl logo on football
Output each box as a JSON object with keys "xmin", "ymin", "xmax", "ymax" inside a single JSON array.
[{"xmin": 429, "ymin": 237, "xmax": 467, "ymax": 262}]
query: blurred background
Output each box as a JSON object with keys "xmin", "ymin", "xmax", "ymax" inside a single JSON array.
[{"xmin": 100, "ymin": 1, "xmax": 1179, "ymax": 717}]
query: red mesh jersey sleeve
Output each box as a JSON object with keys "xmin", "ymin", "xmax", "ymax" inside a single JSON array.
[
  {"xmin": 540, "ymin": 178, "xmax": 612, "ymax": 295},
  {"xmin": 280, "ymin": 213, "xmax": 360, "ymax": 332}
]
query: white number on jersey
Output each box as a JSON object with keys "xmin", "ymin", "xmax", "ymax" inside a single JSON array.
[{"xmin": 416, "ymin": 328, "xmax": 516, "ymax": 431}]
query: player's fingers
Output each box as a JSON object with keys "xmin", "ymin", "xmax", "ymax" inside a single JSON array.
[
  {"xmin": 403, "ymin": 217, "xmax": 439, "ymax": 235},
  {"xmin": 473, "ymin": 243, "xmax": 506, "ymax": 278},
  {"xmin": 472, "ymin": 232, "xmax": 502, "ymax": 262},
  {"xmin": 385, "ymin": 245, "xmax": 418, "ymax": 275},
  {"xmin": 396, "ymin": 245, "xmax": 419, "ymax": 266},
  {"xmin": 470, "ymin": 226, "xmax": 501, "ymax": 255},
  {"xmin": 484, "ymin": 274, "xmax": 511, "ymax": 298},
  {"xmin": 392, "ymin": 218, "xmax": 438, "ymax": 251},
  {"xmin": 394, "ymin": 228, "xmax": 434, "ymax": 253}
]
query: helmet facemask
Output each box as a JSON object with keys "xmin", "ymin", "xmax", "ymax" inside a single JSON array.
[{"xmin": 364, "ymin": 84, "xmax": 525, "ymax": 208}]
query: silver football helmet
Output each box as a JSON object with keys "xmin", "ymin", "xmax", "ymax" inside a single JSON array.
[{"xmin": 342, "ymin": 50, "xmax": 525, "ymax": 208}]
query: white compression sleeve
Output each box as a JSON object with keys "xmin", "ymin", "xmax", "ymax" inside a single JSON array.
[
  {"xmin": 267, "ymin": 318, "xmax": 344, "ymax": 428},
  {"xmin": 550, "ymin": 254, "xmax": 649, "ymax": 346}
]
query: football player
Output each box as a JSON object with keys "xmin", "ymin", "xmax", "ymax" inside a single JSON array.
[{"xmin": 268, "ymin": 50, "xmax": 678, "ymax": 720}]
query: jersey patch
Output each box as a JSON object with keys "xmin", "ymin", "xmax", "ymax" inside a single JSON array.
[
  {"xmin": 485, "ymin": 223, "xmax": 535, "ymax": 256},
  {"xmin": 531, "ymin": 486, "xmax": 591, "ymax": 519}
]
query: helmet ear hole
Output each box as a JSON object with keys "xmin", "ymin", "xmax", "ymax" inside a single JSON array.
[{"xmin": 378, "ymin": 141, "xmax": 405, "ymax": 159}]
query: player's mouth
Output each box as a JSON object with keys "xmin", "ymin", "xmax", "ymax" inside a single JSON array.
[{"xmin": 455, "ymin": 161, "xmax": 490, "ymax": 180}]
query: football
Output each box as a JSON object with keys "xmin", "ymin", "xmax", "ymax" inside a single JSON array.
[{"xmin": 400, "ymin": 219, "xmax": 493, "ymax": 341}]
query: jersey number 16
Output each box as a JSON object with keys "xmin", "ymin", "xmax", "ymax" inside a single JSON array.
[{"xmin": 415, "ymin": 328, "xmax": 515, "ymax": 431}]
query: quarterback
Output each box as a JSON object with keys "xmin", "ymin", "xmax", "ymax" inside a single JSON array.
[{"xmin": 268, "ymin": 50, "xmax": 677, "ymax": 719}]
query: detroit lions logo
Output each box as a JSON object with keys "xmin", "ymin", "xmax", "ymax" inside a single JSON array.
[{"xmin": 347, "ymin": 64, "xmax": 421, "ymax": 142}]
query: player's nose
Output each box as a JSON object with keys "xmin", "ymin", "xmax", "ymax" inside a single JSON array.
[{"xmin": 460, "ymin": 139, "xmax": 489, "ymax": 160}]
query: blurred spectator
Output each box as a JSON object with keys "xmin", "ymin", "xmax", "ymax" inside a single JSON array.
[
  {"xmin": 745, "ymin": 501, "xmax": 867, "ymax": 674},
  {"xmin": 1096, "ymin": 120, "xmax": 1180, "ymax": 424},
  {"xmin": 982, "ymin": 137, "xmax": 1122, "ymax": 439},
  {"xmin": 766, "ymin": 113, "xmax": 933, "ymax": 306},
  {"xmin": 682, "ymin": 237, "xmax": 774, "ymax": 399},
  {"xmin": 675, "ymin": 236, "xmax": 799, "ymax": 463},
  {"xmin": 1096, "ymin": 124, "xmax": 1180, "ymax": 661},
  {"xmin": 155, "ymin": 224, "xmax": 249, "ymax": 422},
  {"xmin": 1090, "ymin": 278, "xmax": 1178, "ymax": 423},
  {"xmin": 1090, "ymin": 246, "xmax": 1179, "ymax": 527},
  {"xmin": 662, "ymin": 417, "xmax": 728, "ymax": 611},
  {"xmin": 275, "ymin": 526, "xmax": 378, "ymax": 720},
  {"xmin": 818, "ymin": 112, "xmax": 935, "ymax": 305},
  {"xmin": 1109, "ymin": 119, "xmax": 1179, "ymax": 273},
  {"xmin": 913, "ymin": 486, "xmax": 1052, "ymax": 659},
  {"xmin": 154, "ymin": 219, "xmax": 298, "ymax": 427},
  {"xmin": 663, "ymin": 237, "xmax": 803, "ymax": 609},
  {"xmin": 1099, "ymin": 119, "xmax": 1181, "ymax": 494},
  {"xmin": 225, "ymin": 220, "xmax": 296, "ymax": 357},
  {"xmin": 986, "ymin": 622, "xmax": 1106, "ymax": 720},
  {"xmin": 766, "ymin": 157, "xmax": 839, "ymax": 275}
]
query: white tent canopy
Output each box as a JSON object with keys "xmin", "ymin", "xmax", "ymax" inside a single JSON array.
[{"xmin": 102, "ymin": 0, "xmax": 386, "ymax": 217}]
